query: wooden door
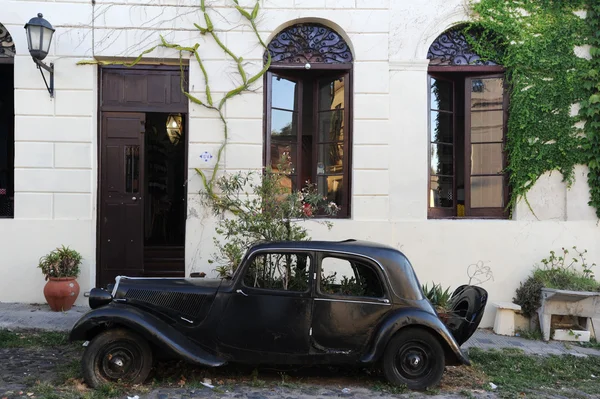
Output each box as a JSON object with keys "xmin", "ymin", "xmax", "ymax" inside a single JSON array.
[{"xmin": 98, "ymin": 112, "xmax": 146, "ymax": 287}]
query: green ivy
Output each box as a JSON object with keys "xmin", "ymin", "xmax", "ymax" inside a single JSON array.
[
  {"xmin": 581, "ymin": 0, "xmax": 600, "ymax": 217},
  {"xmin": 467, "ymin": 0, "xmax": 595, "ymax": 215}
]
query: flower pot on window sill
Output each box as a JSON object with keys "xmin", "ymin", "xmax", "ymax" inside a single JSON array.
[{"xmin": 43, "ymin": 277, "xmax": 80, "ymax": 311}]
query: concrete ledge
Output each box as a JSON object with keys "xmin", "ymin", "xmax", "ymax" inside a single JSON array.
[{"xmin": 0, "ymin": 303, "xmax": 89, "ymax": 332}]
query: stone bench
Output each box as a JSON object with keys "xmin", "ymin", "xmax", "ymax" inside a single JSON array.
[
  {"xmin": 538, "ymin": 288, "xmax": 600, "ymax": 342},
  {"xmin": 493, "ymin": 301, "xmax": 525, "ymax": 336}
]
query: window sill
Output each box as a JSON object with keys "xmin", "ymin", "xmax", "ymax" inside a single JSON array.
[{"xmin": 427, "ymin": 216, "xmax": 511, "ymax": 221}]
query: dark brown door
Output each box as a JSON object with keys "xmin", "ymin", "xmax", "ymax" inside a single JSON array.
[{"xmin": 98, "ymin": 112, "xmax": 146, "ymax": 287}]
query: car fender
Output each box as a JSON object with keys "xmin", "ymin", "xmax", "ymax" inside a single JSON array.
[
  {"xmin": 360, "ymin": 308, "xmax": 470, "ymax": 366},
  {"xmin": 69, "ymin": 304, "xmax": 226, "ymax": 368}
]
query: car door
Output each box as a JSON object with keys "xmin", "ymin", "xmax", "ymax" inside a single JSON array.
[
  {"xmin": 216, "ymin": 250, "xmax": 314, "ymax": 355},
  {"xmin": 311, "ymin": 253, "xmax": 392, "ymax": 354}
]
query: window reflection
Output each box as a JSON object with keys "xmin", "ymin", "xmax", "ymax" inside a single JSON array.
[
  {"xmin": 430, "ymin": 176, "xmax": 453, "ymax": 208},
  {"xmin": 272, "ymin": 76, "xmax": 298, "ymax": 110},
  {"xmin": 471, "ymin": 176, "xmax": 503, "ymax": 208},
  {"xmin": 430, "ymin": 78, "xmax": 453, "ymax": 111},
  {"xmin": 470, "ymin": 78, "xmax": 503, "ymax": 110},
  {"xmin": 271, "ymin": 110, "xmax": 297, "ymax": 138},
  {"xmin": 319, "ymin": 78, "xmax": 345, "ymax": 111},
  {"xmin": 430, "ymin": 144, "xmax": 453, "ymax": 176},
  {"xmin": 430, "ymin": 111, "xmax": 453, "ymax": 143},
  {"xmin": 267, "ymin": 71, "xmax": 349, "ymax": 217}
]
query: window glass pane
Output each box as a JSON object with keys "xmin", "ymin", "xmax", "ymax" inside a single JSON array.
[
  {"xmin": 470, "ymin": 78, "xmax": 504, "ymax": 111},
  {"xmin": 430, "ymin": 176, "xmax": 453, "ymax": 208},
  {"xmin": 471, "ymin": 176, "xmax": 504, "ymax": 208},
  {"xmin": 471, "ymin": 143, "xmax": 503, "ymax": 175},
  {"xmin": 430, "ymin": 77, "xmax": 453, "ymax": 111},
  {"xmin": 317, "ymin": 175, "xmax": 344, "ymax": 208},
  {"xmin": 320, "ymin": 257, "xmax": 384, "ymax": 298},
  {"xmin": 471, "ymin": 110, "xmax": 503, "ymax": 142},
  {"xmin": 243, "ymin": 253, "xmax": 310, "ymax": 292},
  {"xmin": 317, "ymin": 144, "xmax": 344, "ymax": 174},
  {"xmin": 430, "ymin": 144, "xmax": 453, "ymax": 176},
  {"xmin": 270, "ymin": 142, "xmax": 297, "ymax": 174},
  {"xmin": 430, "ymin": 111, "xmax": 453, "ymax": 143},
  {"xmin": 271, "ymin": 109, "xmax": 297, "ymax": 139},
  {"xmin": 318, "ymin": 109, "xmax": 344, "ymax": 142},
  {"xmin": 125, "ymin": 146, "xmax": 140, "ymax": 193},
  {"xmin": 319, "ymin": 77, "xmax": 345, "ymax": 111},
  {"xmin": 272, "ymin": 76, "xmax": 298, "ymax": 111}
]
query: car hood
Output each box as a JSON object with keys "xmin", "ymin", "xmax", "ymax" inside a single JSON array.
[
  {"xmin": 106, "ymin": 276, "xmax": 223, "ymax": 322},
  {"xmin": 112, "ymin": 276, "xmax": 223, "ymax": 299}
]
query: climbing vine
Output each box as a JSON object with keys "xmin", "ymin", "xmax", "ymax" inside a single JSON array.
[
  {"xmin": 581, "ymin": 0, "xmax": 600, "ymax": 217},
  {"xmin": 79, "ymin": 0, "xmax": 271, "ymax": 198},
  {"xmin": 466, "ymin": 0, "xmax": 597, "ymax": 215}
]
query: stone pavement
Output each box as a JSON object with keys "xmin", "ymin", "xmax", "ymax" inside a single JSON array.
[
  {"xmin": 1, "ymin": 302, "xmax": 600, "ymax": 357},
  {"xmin": 0, "ymin": 302, "xmax": 87, "ymax": 331}
]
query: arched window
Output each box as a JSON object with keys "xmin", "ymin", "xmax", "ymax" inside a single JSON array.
[
  {"xmin": 264, "ymin": 23, "xmax": 353, "ymax": 218},
  {"xmin": 0, "ymin": 23, "xmax": 15, "ymax": 218},
  {"xmin": 426, "ymin": 26, "xmax": 508, "ymax": 219}
]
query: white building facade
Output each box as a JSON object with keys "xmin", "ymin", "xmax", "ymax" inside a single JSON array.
[{"xmin": 0, "ymin": 0, "xmax": 598, "ymax": 327}]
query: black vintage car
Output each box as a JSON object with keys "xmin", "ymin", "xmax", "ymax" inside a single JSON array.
[{"xmin": 70, "ymin": 240, "xmax": 487, "ymax": 390}]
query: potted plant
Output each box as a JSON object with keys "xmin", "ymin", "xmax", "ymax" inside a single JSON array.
[{"xmin": 38, "ymin": 245, "xmax": 82, "ymax": 311}]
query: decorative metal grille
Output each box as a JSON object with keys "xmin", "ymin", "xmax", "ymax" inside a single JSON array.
[
  {"xmin": 427, "ymin": 28, "xmax": 497, "ymax": 66},
  {"xmin": 0, "ymin": 23, "xmax": 15, "ymax": 58},
  {"xmin": 265, "ymin": 23, "xmax": 353, "ymax": 64}
]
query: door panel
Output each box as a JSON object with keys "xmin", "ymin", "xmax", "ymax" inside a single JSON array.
[
  {"xmin": 311, "ymin": 254, "xmax": 391, "ymax": 353},
  {"xmin": 216, "ymin": 251, "xmax": 313, "ymax": 355},
  {"xmin": 216, "ymin": 291, "xmax": 312, "ymax": 354},
  {"xmin": 311, "ymin": 299, "xmax": 389, "ymax": 352},
  {"xmin": 99, "ymin": 112, "xmax": 145, "ymax": 287}
]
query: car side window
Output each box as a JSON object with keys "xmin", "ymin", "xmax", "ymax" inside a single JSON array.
[
  {"xmin": 320, "ymin": 256, "xmax": 384, "ymax": 298},
  {"xmin": 243, "ymin": 252, "xmax": 311, "ymax": 292}
]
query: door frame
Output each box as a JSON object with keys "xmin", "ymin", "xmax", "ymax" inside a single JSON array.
[{"xmin": 95, "ymin": 64, "xmax": 190, "ymax": 287}]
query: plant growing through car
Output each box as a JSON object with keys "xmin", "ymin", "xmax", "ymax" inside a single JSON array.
[
  {"xmin": 201, "ymin": 154, "xmax": 339, "ymax": 278},
  {"xmin": 38, "ymin": 246, "xmax": 82, "ymax": 280},
  {"xmin": 422, "ymin": 283, "xmax": 453, "ymax": 314}
]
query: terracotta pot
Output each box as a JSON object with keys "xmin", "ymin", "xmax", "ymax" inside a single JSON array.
[{"xmin": 43, "ymin": 277, "xmax": 80, "ymax": 311}]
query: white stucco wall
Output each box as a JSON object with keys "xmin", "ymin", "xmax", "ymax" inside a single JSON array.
[{"xmin": 0, "ymin": 0, "xmax": 598, "ymax": 328}]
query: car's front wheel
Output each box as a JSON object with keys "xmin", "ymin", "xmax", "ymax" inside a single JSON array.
[
  {"xmin": 82, "ymin": 328, "xmax": 153, "ymax": 388},
  {"xmin": 382, "ymin": 328, "xmax": 445, "ymax": 390}
]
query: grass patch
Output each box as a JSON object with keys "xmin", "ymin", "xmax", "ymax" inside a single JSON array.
[
  {"xmin": 0, "ymin": 329, "xmax": 69, "ymax": 348},
  {"xmin": 55, "ymin": 359, "xmax": 83, "ymax": 385},
  {"xmin": 371, "ymin": 381, "xmax": 408, "ymax": 395},
  {"xmin": 577, "ymin": 338, "xmax": 600, "ymax": 350},
  {"xmin": 515, "ymin": 328, "xmax": 543, "ymax": 341},
  {"xmin": 470, "ymin": 347, "xmax": 600, "ymax": 397}
]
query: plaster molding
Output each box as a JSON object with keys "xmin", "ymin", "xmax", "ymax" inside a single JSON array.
[
  {"xmin": 389, "ymin": 59, "xmax": 430, "ymax": 71},
  {"xmin": 415, "ymin": 6, "xmax": 471, "ymax": 59}
]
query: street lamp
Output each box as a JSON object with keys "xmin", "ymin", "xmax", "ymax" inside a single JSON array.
[{"xmin": 24, "ymin": 13, "xmax": 55, "ymax": 97}]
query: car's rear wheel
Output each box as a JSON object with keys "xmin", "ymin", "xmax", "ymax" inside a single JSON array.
[
  {"xmin": 382, "ymin": 328, "xmax": 445, "ymax": 390},
  {"xmin": 82, "ymin": 328, "xmax": 153, "ymax": 388}
]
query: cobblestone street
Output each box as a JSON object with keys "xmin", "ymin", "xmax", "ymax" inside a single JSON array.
[{"xmin": 0, "ymin": 343, "xmax": 496, "ymax": 399}]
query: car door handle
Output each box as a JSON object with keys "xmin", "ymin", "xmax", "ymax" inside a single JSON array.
[{"xmin": 236, "ymin": 289, "xmax": 248, "ymax": 297}]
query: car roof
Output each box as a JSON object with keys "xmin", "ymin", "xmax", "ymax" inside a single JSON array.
[
  {"xmin": 249, "ymin": 239, "xmax": 399, "ymax": 256},
  {"xmin": 247, "ymin": 239, "xmax": 423, "ymax": 301}
]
